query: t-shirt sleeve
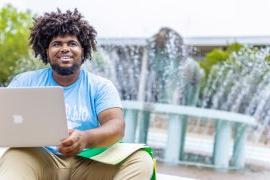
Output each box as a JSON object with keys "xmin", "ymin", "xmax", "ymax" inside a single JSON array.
[
  {"xmin": 7, "ymin": 75, "xmax": 23, "ymax": 87},
  {"xmin": 95, "ymin": 80, "xmax": 122, "ymax": 115},
  {"xmin": 7, "ymin": 72, "xmax": 33, "ymax": 88}
]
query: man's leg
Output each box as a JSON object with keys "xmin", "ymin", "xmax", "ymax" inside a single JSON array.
[
  {"xmin": 71, "ymin": 150, "xmax": 153, "ymax": 180},
  {"xmin": 71, "ymin": 156, "xmax": 118, "ymax": 180},
  {"xmin": 0, "ymin": 147, "xmax": 71, "ymax": 180},
  {"xmin": 114, "ymin": 150, "xmax": 153, "ymax": 180}
]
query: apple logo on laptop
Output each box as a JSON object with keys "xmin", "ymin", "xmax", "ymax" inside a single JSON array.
[{"xmin": 12, "ymin": 115, "xmax": 24, "ymax": 124}]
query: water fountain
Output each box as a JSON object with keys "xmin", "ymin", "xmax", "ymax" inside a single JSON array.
[
  {"xmin": 85, "ymin": 27, "xmax": 203, "ymax": 104},
  {"xmin": 200, "ymin": 47, "xmax": 270, "ymax": 143},
  {"xmin": 85, "ymin": 27, "xmax": 203, "ymax": 144},
  {"xmin": 84, "ymin": 29, "xmax": 260, "ymax": 169}
]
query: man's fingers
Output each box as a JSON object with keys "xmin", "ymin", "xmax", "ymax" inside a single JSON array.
[
  {"xmin": 58, "ymin": 130, "xmax": 85, "ymax": 156},
  {"xmin": 61, "ymin": 132, "xmax": 79, "ymax": 146},
  {"xmin": 61, "ymin": 139, "xmax": 73, "ymax": 146},
  {"xmin": 68, "ymin": 129, "xmax": 74, "ymax": 135},
  {"xmin": 59, "ymin": 141, "xmax": 80, "ymax": 155}
]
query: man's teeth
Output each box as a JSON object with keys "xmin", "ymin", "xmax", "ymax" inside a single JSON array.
[{"xmin": 60, "ymin": 57, "xmax": 71, "ymax": 60}]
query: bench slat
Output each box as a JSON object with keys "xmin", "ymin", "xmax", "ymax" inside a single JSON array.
[{"xmin": 122, "ymin": 101, "xmax": 256, "ymax": 125}]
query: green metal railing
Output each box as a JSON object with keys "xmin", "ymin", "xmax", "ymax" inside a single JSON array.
[{"xmin": 122, "ymin": 100, "xmax": 256, "ymax": 169}]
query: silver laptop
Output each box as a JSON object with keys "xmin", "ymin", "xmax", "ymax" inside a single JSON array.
[{"xmin": 0, "ymin": 87, "xmax": 68, "ymax": 147}]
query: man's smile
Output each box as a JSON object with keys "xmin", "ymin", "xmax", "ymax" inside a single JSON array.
[{"xmin": 57, "ymin": 55, "xmax": 73, "ymax": 63}]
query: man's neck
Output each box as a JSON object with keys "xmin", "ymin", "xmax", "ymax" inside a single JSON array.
[{"xmin": 52, "ymin": 69, "xmax": 81, "ymax": 87}]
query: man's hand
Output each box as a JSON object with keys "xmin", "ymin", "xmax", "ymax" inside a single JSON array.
[{"xmin": 58, "ymin": 129, "xmax": 87, "ymax": 157}]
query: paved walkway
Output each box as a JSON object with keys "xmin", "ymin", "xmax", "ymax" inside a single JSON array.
[{"xmin": 158, "ymin": 173, "xmax": 196, "ymax": 180}]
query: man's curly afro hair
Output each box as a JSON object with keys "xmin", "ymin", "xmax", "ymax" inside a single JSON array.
[{"xmin": 29, "ymin": 9, "xmax": 97, "ymax": 64}]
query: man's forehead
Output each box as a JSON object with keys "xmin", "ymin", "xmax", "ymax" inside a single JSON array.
[{"xmin": 51, "ymin": 34, "xmax": 79, "ymax": 42}]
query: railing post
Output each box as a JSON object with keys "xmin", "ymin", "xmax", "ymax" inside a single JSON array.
[
  {"xmin": 165, "ymin": 114, "xmax": 187, "ymax": 163},
  {"xmin": 179, "ymin": 117, "xmax": 188, "ymax": 160},
  {"xmin": 123, "ymin": 109, "xmax": 138, "ymax": 143},
  {"xmin": 213, "ymin": 120, "xmax": 232, "ymax": 169},
  {"xmin": 231, "ymin": 123, "xmax": 248, "ymax": 169},
  {"xmin": 137, "ymin": 111, "xmax": 150, "ymax": 144}
]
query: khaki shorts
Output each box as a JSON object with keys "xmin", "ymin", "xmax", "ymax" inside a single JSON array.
[{"xmin": 0, "ymin": 147, "xmax": 153, "ymax": 180}]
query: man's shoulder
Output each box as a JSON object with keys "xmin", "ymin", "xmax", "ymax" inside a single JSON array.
[
  {"xmin": 15, "ymin": 68, "xmax": 50, "ymax": 80},
  {"xmin": 8, "ymin": 68, "xmax": 50, "ymax": 87}
]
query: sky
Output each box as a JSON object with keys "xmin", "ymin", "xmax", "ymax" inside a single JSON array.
[{"xmin": 1, "ymin": 0, "xmax": 270, "ymax": 38}]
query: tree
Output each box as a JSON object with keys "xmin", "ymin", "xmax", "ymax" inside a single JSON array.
[{"xmin": 0, "ymin": 4, "xmax": 32, "ymax": 85}]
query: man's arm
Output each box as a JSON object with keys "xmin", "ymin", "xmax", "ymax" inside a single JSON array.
[
  {"xmin": 84, "ymin": 107, "xmax": 125, "ymax": 147},
  {"xmin": 59, "ymin": 107, "xmax": 125, "ymax": 156}
]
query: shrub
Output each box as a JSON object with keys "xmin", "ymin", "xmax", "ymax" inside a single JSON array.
[{"xmin": 0, "ymin": 4, "xmax": 33, "ymax": 85}]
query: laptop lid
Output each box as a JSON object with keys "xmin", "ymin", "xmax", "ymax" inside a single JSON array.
[{"xmin": 0, "ymin": 87, "xmax": 68, "ymax": 147}]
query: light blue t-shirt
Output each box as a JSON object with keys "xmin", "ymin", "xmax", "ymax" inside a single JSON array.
[{"xmin": 8, "ymin": 67, "xmax": 122, "ymax": 154}]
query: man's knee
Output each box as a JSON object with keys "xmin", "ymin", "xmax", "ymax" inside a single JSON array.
[
  {"xmin": 2, "ymin": 148, "xmax": 40, "ymax": 161},
  {"xmin": 1, "ymin": 147, "xmax": 51, "ymax": 168},
  {"xmin": 0, "ymin": 148, "xmax": 63, "ymax": 180},
  {"xmin": 0, "ymin": 148, "xmax": 39, "ymax": 179},
  {"xmin": 122, "ymin": 150, "xmax": 154, "ymax": 178},
  {"xmin": 2, "ymin": 148, "xmax": 32, "ymax": 161},
  {"xmin": 133, "ymin": 150, "xmax": 153, "ymax": 175}
]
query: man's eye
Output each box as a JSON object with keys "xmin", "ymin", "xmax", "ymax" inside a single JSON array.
[
  {"xmin": 51, "ymin": 43, "xmax": 60, "ymax": 47},
  {"xmin": 69, "ymin": 42, "xmax": 78, "ymax": 46}
]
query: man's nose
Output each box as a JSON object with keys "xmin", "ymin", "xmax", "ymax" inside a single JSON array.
[{"xmin": 60, "ymin": 44, "xmax": 70, "ymax": 52}]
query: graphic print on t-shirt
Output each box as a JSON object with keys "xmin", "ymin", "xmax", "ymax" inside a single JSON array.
[{"xmin": 65, "ymin": 104, "xmax": 90, "ymax": 129}]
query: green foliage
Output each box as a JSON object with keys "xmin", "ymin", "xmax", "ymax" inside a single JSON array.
[
  {"xmin": 226, "ymin": 43, "xmax": 243, "ymax": 53},
  {"xmin": 265, "ymin": 55, "xmax": 270, "ymax": 62},
  {"xmin": 13, "ymin": 55, "xmax": 47, "ymax": 77},
  {"xmin": 0, "ymin": 4, "xmax": 33, "ymax": 85},
  {"xmin": 199, "ymin": 43, "xmax": 243, "ymax": 77}
]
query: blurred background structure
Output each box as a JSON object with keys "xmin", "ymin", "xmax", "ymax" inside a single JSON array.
[{"xmin": 2, "ymin": 1, "xmax": 270, "ymax": 179}]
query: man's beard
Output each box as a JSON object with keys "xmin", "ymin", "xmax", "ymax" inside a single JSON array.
[{"xmin": 51, "ymin": 64, "xmax": 80, "ymax": 76}]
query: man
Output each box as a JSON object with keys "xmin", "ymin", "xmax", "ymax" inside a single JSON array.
[{"xmin": 0, "ymin": 9, "xmax": 153, "ymax": 180}]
